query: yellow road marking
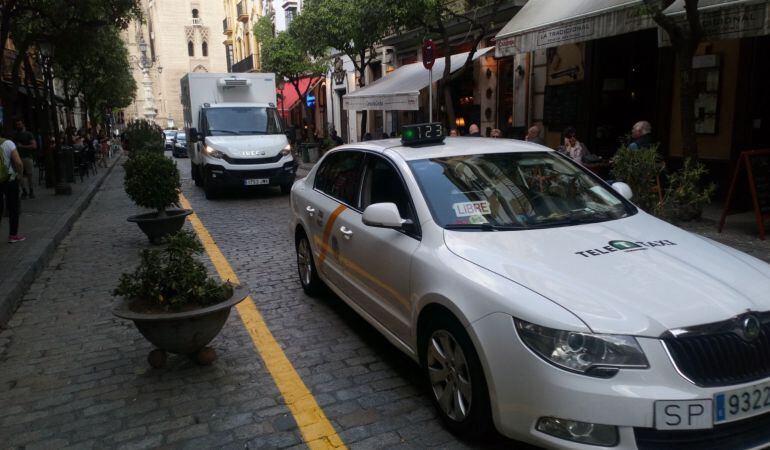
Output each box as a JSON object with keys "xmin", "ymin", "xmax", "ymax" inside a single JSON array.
[{"xmin": 179, "ymin": 194, "xmax": 347, "ymax": 450}]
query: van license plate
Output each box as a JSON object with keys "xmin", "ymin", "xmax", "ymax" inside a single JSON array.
[
  {"xmin": 714, "ymin": 379, "xmax": 770, "ymax": 424},
  {"xmin": 244, "ymin": 178, "xmax": 269, "ymax": 186}
]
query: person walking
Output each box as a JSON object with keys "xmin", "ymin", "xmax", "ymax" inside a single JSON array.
[
  {"xmin": 1, "ymin": 126, "xmax": 26, "ymax": 243},
  {"xmin": 13, "ymin": 118, "xmax": 36, "ymax": 199}
]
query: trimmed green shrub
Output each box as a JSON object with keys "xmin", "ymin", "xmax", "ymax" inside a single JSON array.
[
  {"xmin": 610, "ymin": 144, "xmax": 665, "ymax": 213},
  {"xmin": 123, "ymin": 151, "xmax": 180, "ymax": 213},
  {"xmin": 113, "ymin": 230, "xmax": 233, "ymax": 312},
  {"xmin": 124, "ymin": 120, "xmax": 164, "ymax": 157}
]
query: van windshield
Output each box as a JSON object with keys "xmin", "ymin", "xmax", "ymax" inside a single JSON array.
[{"xmin": 204, "ymin": 107, "xmax": 284, "ymax": 136}]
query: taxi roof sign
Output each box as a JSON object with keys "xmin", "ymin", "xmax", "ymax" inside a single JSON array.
[{"xmin": 401, "ymin": 123, "xmax": 444, "ymax": 147}]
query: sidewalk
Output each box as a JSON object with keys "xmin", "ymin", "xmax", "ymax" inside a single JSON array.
[{"xmin": 0, "ymin": 154, "xmax": 122, "ymax": 326}]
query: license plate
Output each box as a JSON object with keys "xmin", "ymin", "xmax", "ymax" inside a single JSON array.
[
  {"xmin": 244, "ymin": 178, "xmax": 269, "ymax": 186},
  {"xmin": 654, "ymin": 399, "xmax": 712, "ymax": 430},
  {"xmin": 714, "ymin": 379, "xmax": 770, "ymax": 424}
]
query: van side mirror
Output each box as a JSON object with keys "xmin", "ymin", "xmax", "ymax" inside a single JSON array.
[
  {"xmin": 362, "ymin": 203, "xmax": 407, "ymax": 229},
  {"xmin": 611, "ymin": 182, "xmax": 633, "ymax": 200},
  {"xmin": 189, "ymin": 128, "xmax": 199, "ymax": 142}
]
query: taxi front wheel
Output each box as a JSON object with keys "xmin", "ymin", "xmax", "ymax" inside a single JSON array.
[
  {"xmin": 296, "ymin": 231, "xmax": 323, "ymax": 296},
  {"xmin": 420, "ymin": 312, "xmax": 492, "ymax": 438}
]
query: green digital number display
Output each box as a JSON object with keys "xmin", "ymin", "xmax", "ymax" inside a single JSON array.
[{"xmin": 401, "ymin": 123, "xmax": 444, "ymax": 146}]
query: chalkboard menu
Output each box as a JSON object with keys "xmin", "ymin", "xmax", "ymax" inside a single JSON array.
[
  {"xmin": 719, "ymin": 149, "xmax": 770, "ymax": 240},
  {"xmin": 543, "ymin": 83, "xmax": 580, "ymax": 130}
]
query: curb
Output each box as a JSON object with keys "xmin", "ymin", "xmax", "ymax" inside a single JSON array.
[{"xmin": 0, "ymin": 155, "xmax": 123, "ymax": 327}]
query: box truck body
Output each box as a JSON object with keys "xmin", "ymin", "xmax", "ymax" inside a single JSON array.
[{"xmin": 180, "ymin": 73, "xmax": 296, "ymax": 198}]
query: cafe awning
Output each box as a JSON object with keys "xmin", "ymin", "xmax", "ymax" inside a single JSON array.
[
  {"xmin": 343, "ymin": 47, "xmax": 492, "ymax": 111},
  {"xmin": 277, "ymin": 76, "xmax": 322, "ymax": 118},
  {"xmin": 495, "ymin": 0, "xmax": 657, "ymax": 57},
  {"xmin": 661, "ymin": 0, "xmax": 769, "ymax": 43}
]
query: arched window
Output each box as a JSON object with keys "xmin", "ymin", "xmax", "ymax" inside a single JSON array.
[
  {"xmin": 188, "ymin": 41, "xmax": 194, "ymax": 57},
  {"xmin": 202, "ymin": 41, "xmax": 208, "ymax": 57},
  {"xmin": 192, "ymin": 9, "xmax": 199, "ymax": 18}
]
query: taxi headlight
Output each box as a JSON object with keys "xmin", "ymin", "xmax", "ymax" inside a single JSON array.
[
  {"xmin": 280, "ymin": 144, "xmax": 292, "ymax": 157},
  {"xmin": 515, "ymin": 319, "xmax": 648, "ymax": 375},
  {"xmin": 205, "ymin": 145, "xmax": 224, "ymax": 159}
]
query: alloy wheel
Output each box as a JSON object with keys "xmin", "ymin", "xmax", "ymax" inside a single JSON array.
[
  {"xmin": 427, "ymin": 329, "xmax": 473, "ymax": 422},
  {"xmin": 297, "ymin": 237, "xmax": 312, "ymax": 287}
]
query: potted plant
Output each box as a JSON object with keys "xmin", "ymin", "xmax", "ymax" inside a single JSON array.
[
  {"xmin": 125, "ymin": 151, "xmax": 192, "ymax": 243},
  {"xmin": 113, "ymin": 230, "xmax": 249, "ymax": 367},
  {"xmin": 657, "ymin": 158, "xmax": 716, "ymax": 223},
  {"xmin": 610, "ymin": 144, "xmax": 665, "ymax": 213}
]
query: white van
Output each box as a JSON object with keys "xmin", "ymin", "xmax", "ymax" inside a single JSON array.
[{"xmin": 181, "ymin": 73, "xmax": 296, "ymax": 198}]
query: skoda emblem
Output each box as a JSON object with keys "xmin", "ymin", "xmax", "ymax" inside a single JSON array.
[{"xmin": 742, "ymin": 315, "xmax": 761, "ymax": 342}]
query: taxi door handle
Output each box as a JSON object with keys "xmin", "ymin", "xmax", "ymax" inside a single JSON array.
[
  {"xmin": 339, "ymin": 226, "xmax": 353, "ymax": 239},
  {"xmin": 305, "ymin": 205, "xmax": 316, "ymax": 217}
]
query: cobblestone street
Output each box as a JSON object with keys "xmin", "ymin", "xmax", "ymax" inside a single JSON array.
[{"xmin": 0, "ymin": 157, "xmax": 521, "ymax": 449}]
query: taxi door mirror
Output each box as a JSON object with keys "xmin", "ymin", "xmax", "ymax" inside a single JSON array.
[
  {"xmin": 362, "ymin": 203, "xmax": 405, "ymax": 229},
  {"xmin": 611, "ymin": 182, "xmax": 633, "ymax": 200}
]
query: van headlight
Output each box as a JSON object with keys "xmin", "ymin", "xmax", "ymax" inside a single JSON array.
[
  {"xmin": 205, "ymin": 145, "xmax": 224, "ymax": 159},
  {"xmin": 515, "ymin": 319, "xmax": 648, "ymax": 376},
  {"xmin": 280, "ymin": 144, "xmax": 291, "ymax": 157}
]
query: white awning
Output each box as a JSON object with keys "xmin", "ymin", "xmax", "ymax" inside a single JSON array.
[
  {"xmin": 660, "ymin": 0, "xmax": 769, "ymax": 43},
  {"xmin": 494, "ymin": 0, "xmax": 657, "ymax": 57},
  {"xmin": 343, "ymin": 48, "xmax": 492, "ymax": 111}
]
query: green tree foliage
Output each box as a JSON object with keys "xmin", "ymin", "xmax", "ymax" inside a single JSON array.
[
  {"xmin": 114, "ymin": 230, "xmax": 233, "ymax": 312},
  {"xmin": 658, "ymin": 158, "xmax": 716, "ymax": 221},
  {"xmin": 254, "ymin": 15, "xmax": 328, "ymax": 124},
  {"xmin": 123, "ymin": 151, "xmax": 181, "ymax": 214},
  {"xmin": 291, "ymin": 0, "xmax": 411, "ymax": 136}
]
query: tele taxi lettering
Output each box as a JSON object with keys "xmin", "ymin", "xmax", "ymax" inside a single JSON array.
[{"xmin": 575, "ymin": 240, "xmax": 678, "ymax": 258}]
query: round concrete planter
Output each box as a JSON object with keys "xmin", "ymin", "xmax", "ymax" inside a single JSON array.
[
  {"xmin": 113, "ymin": 285, "xmax": 249, "ymax": 366},
  {"xmin": 127, "ymin": 209, "xmax": 192, "ymax": 244}
]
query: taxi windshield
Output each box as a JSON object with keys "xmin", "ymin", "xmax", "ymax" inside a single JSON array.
[{"xmin": 408, "ymin": 152, "xmax": 636, "ymax": 230}]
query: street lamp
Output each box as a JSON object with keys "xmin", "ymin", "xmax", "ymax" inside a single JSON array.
[{"xmin": 129, "ymin": 35, "xmax": 161, "ymax": 121}]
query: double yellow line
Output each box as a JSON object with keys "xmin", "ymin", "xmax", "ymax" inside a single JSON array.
[{"xmin": 179, "ymin": 194, "xmax": 346, "ymax": 449}]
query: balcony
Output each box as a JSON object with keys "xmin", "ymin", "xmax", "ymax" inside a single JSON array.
[
  {"xmin": 191, "ymin": 17, "xmax": 203, "ymax": 26},
  {"xmin": 237, "ymin": 1, "xmax": 248, "ymax": 22},
  {"xmin": 231, "ymin": 54, "xmax": 254, "ymax": 73},
  {"xmin": 223, "ymin": 17, "xmax": 233, "ymax": 35}
]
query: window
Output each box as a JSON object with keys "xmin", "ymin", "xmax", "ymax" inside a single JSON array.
[
  {"xmin": 285, "ymin": 7, "xmax": 297, "ymax": 27},
  {"xmin": 202, "ymin": 41, "xmax": 208, "ymax": 57},
  {"xmin": 361, "ymin": 155, "xmax": 415, "ymax": 223},
  {"xmin": 192, "ymin": 9, "xmax": 199, "ymax": 18},
  {"xmin": 314, "ymin": 151, "xmax": 365, "ymax": 207},
  {"xmin": 226, "ymin": 44, "xmax": 234, "ymax": 71},
  {"xmin": 188, "ymin": 41, "xmax": 194, "ymax": 57},
  {"xmin": 203, "ymin": 107, "xmax": 284, "ymax": 135}
]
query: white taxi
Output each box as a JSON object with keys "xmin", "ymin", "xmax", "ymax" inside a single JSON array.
[{"xmin": 289, "ymin": 124, "xmax": 770, "ymax": 450}]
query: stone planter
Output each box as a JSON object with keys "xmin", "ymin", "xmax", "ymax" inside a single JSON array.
[
  {"xmin": 113, "ymin": 285, "xmax": 249, "ymax": 367},
  {"xmin": 127, "ymin": 209, "xmax": 192, "ymax": 244}
]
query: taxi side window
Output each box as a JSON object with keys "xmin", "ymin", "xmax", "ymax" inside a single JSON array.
[
  {"xmin": 314, "ymin": 151, "xmax": 365, "ymax": 207},
  {"xmin": 360, "ymin": 155, "xmax": 415, "ymax": 223}
]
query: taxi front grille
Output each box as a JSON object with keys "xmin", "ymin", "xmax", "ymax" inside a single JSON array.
[
  {"xmin": 663, "ymin": 321, "xmax": 770, "ymax": 387},
  {"xmin": 222, "ymin": 154, "xmax": 283, "ymax": 165}
]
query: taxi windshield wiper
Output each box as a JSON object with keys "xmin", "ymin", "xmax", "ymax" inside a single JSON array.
[{"xmin": 444, "ymin": 223, "xmax": 524, "ymax": 231}]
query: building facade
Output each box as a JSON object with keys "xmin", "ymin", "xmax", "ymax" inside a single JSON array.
[
  {"xmin": 122, "ymin": 0, "xmax": 228, "ymax": 129},
  {"xmin": 223, "ymin": 0, "xmax": 264, "ymax": 72}
]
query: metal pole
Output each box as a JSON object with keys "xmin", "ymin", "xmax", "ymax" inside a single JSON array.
[{"xmin": 428, "ymin": 68, "xmax": 433, "ymax": 123}]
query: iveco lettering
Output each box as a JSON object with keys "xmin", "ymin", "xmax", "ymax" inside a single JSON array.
[{"xmin": 289, "ymin": 124, "xmax": 770, "ymax": 450}]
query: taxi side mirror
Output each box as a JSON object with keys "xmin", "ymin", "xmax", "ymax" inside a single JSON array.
[
  {"xmin": 362, "ymin": 203, "xmax": 406, "ymax": 229},
  {"xmin": 611, "ymin": 182, "xmax": 633, "ymax": 200}
]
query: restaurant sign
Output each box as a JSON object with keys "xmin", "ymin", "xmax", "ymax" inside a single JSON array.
[{"xmin": 660, "ymin": 3, "xmax": 769, "ymax": 45}]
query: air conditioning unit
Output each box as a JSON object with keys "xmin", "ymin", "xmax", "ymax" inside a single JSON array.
[{"xmin": 218, "ymin": 77, "xmax": 251, "ymax": 88}]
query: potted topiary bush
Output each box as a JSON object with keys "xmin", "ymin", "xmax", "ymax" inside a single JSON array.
[
  {"xmin": 113, "ymin": 230, "xmax": 249, "ymax": 367},
  {"xmin": 610, "ymin": 144, "xmax": 665, "ymax": 213},
  {"xmin": 125, "ymin": 151, "xmax": 192, "ymax": 243},
  {"xmin": 123, "ymin": 119, "xmax": 165, "ymax": 156}
]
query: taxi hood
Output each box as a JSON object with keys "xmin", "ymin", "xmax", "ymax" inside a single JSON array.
[
  {"xmin": 444, "ymin": 213, "xmax": 770, "ymax": 337},
  {"xmin": 205, "ymin": 135, "xmax": 287, "ymax": 157}
]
